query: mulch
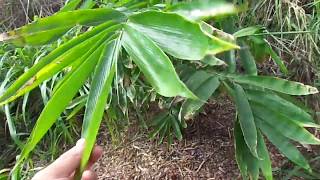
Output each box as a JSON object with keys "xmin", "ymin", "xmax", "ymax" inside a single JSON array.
[{"xmin": 93, "ymin": 98, "xmax": 286, "ymax": 179}]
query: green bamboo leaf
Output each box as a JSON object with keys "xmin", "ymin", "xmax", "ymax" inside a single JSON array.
[
  {"xmin": 122, "ymin": 24, "xmax": 196, "ymax": 99},
  {"xmin": 184, "ymin": 71, "xmax": 211, "ymax": 92},
  {"xmin": 238, "ymin": 40, "xmax": 258, "ymax": 75},
  {"xmin": 79, "ymin": 38, "xmax": 120, "ymax": 175},
  {"xmin": 233, "ymin": 26, "xmax": 263, "ymax": 38},
  {"xmin": 202, "ymin": 55, "xmax": 227, "ymax": 66},
  {"xmin": 0, "ymin": 24, "xmax": 120, "ymax": 106},
  {"xmin": 267, "ymin": 45, "xmax": 288, "ymax": 75},
  {"xmin": 180, "ymin": 73, "xmax": 220, "ymax": 120},
  {"xmin": 14, "ymin": 41, "xmax": 105, "ymax": 169},
  {"xmin": 158, "ymin": 122, "xmax": 169, "ymax": 144},
  {"xmin": 80, "ymin": 0, "xmax": 96, "ymax": 9},
  {"xmin": 66, "ymin": 101, "xmax": 86, "ymax": 120},
  {"xmin": 257, "ymin": 119, "xmax": 311, "ymax": 170},
  {"xmin": 149, "ymin": 114, "xmax": 169, "ymax": 139},
  {"xmin": 0, "ymin": 9, "xmax": 126, "ymax": 46},
  {"xmin": 0, "ymin": 21, "xmax": 118, "ymax": 104},
  {"xmin": 234, "ymin": 121, "xmax": 259, "ymax": 180},
  {"xmin": 169, "ymin": 0, "xmax": 239, "ymax": 20},
  {"xmin": 257, "ymin": 131, "xmax": 273, "ymax": 180},
  {"xmin": 229, "ymin": 75, "xmax": 318, "ymax": 95},
  {"xmin": 233, "ymin": 83, "xmax": 258, "ymax": 157},
  {"xmin": 246, "ymin": 89, "xmax": 318, "ymax": 128},
  {"xmin": 252, "ymin": 104, "xmax": 320, "ymax": 145},
  {"xmin": 171, "ymin": 116, "xmax": 183, "ymax": 141},
  {"xmin": 234, "ymin": 121, "xmax": 248, "ymax": 179},
  {"xmin": 128, "ymin": 11, "xmax": 238, "ymax": 60},
  {"xmin": 60, "ymin": 0, "xmax": 83, "ymax": 12}
]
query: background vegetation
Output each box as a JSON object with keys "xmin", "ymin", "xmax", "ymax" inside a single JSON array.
[{"xmin": 0, "ymin": 0, "xmax": 320, "ymax": 179}]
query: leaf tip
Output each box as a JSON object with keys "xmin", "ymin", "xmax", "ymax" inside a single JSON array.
[{"xmin": 309, "ymin": 86, "xmax": 319, "ymax": 94}]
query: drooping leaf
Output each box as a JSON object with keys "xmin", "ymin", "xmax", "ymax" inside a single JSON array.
[
  {"xmin": 14, "ymin": 41, "xmax": 105, "ymax": 169},
  {"xmin": 238, "ymin": 40, "xmax": 258, "ymax": 75},
  {"xmin": 79, "ymin": 39, "xmax": 119, "ymax": 175},
  {"xmin": 0, "ymin": 21, "xmax": 117, "ymax": 104},
  {"xmin": 0, "ymin": 25, "xmax": 120, "ymax": 106},
  {"xmin": 229, "ymin": 75, "xmax": 318, "ymax": 95},
  {"xmin": 234, "ymin": 121, "xmax": 259, "ymax": 180},
  {"xmin": 180, "ymin": 71, "xmax": 220, "ymax": 120},
  {"xmin": 246, "ymin": 89, "xmax": 318, "ymax": 127},
  {"xmin": 171, "ymin": 116, "xmax": 183, "ymax": 141},
  {"xmin": 128, "ymin": 11, "xmax": 238, "ymax": 60},
  {"xmin": 257, "ymin": 120, "xmax": 311, "ymax": 170},
  {"xmin": 169, "ymin": 0, "xmax": 239, "ymax": 20},
  {"xmin": 257, "ymin": 131, "xmax": 273, "ymax": 180},
  {"xmin": 0, "ymin": 9, "xmax": 126, "ymax": 46},
  {"xmin": 233, "ymin": 83, "xmax": 258, "ymax": 157},
  {"xmin": 252, "ymin": 104, "xmax": 320, "ymax": 145},
  {"xmin": 122, "ymin": 24, "xmax": 196, "ymax": 99}
]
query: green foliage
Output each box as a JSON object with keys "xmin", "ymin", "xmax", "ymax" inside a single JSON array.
[{"xmin": 0, "ymin": 1, "xmax": 319, "ymax": 180}]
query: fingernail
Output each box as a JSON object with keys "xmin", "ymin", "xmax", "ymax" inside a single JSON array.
[{"xmin": 75, "ymin": 138, "xmax": 85, "ymax": 154}]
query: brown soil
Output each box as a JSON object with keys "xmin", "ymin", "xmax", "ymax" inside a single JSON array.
[{"xmin": 93, "ymin": 99, "xmax": 285, "ymax": 179}]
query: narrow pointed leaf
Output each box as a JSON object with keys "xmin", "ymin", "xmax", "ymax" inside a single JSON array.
[
  {"xmin": 252, "ymin": 104, "xmax": 320, "ymax": 145},
  {"xmin": 0, "ymin": 22, "xmax": 119, "ymax": 104},
  {"xmin": 267, "ymin": 45, "xmax": 288, "ymax": 75},
  {"xmin": 246, "ymin": 90, "xmax": 318, "ymax": 127},
  {"xmin": 257, "ymin": 120, "xmax": 311, "ymax": 170},
  {"xmin": 128, "ymin": 11, "xmax": 238, "ymax": 60},
  {"xmin": 233, "ymin": 83, "xmax": 258, "ymax": 157},
  {"xmin": 257, "ymin": 131, "xmax": 273, "ymax": 180},
  {"xmin": 169, "ymin": 0, "xmax": 239, "ymax": 20},
  {"xmin": 238, "ymin": 40, "xmax": 257, "ymax": 75},
  {"xmin": 233, "ymin": 26, "xmax": 263, "ymax": 38},
  {"xmin": 202, "ymin": 55, "xmax": 227, "ymax": 66},
  {"xmin": 79, "ymin": 39, "xmax": 119, "ymax": 174},
  {"xmin": 0, "ymin": 9, "xmax": 126, "ymax": 46},
  {"xmin": 234, "ymin": 121, "xmax": 259, "ymax": 180},
  {"xmin": 171, "ymin": 116, "xmax": 183, "ymax": 141},
  {"xmin": 0, "ymin": 25, "xmax": 120, "ymax": 106},
  {"xmin": 14, "ymin": 43, "xmax": 104, "ymax": 168},
  {"xmin": 230, "ymin": 75, "xmax": 318, "ymax": 95},
  {"xmin": 180, "ymin": 73, "xmax": 220, "ymax": 120},
  {"xmin": 234, "ymin": 121, "xmax": 248, "ymax": 179},
  {"xmin": 122, "ymin": 24, "xmax": 196, "ymax": 99}
]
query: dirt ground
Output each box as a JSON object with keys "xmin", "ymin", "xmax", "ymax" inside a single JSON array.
[{"xmin": 93, "ymin": 99, "xmax": 285, "ymax": 179}]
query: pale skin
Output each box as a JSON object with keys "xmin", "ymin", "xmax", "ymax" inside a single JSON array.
[{"xmin": 32, "ymin": 139, "xmax": 103, "ymax": 180}]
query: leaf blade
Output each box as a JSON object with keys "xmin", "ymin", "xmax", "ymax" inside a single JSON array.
[
  {"xmin": 122, "ymin": 24, "xmax": 196, "ymax": 99},
  {"xmin": 230, "ymin": 75, "xmax": 318, "ymax": 95},
  {"xmin": 233, "ymin": 83, "xmax": 258, "ymax": 157}
]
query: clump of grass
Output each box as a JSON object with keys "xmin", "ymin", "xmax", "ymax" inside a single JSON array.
[{"xmin": 0, "ymin": 0, "xmax": 64, "ymax": 31}]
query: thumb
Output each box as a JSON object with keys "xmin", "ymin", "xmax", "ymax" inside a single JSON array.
[{"xmin": 44, "ymin": 139, "xmax": 85, "ymax": 178}]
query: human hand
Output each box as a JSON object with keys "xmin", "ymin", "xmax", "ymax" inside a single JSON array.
[{"xmin": 32, "ymin": 139, "xmax": 103, "ymax": 180}]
